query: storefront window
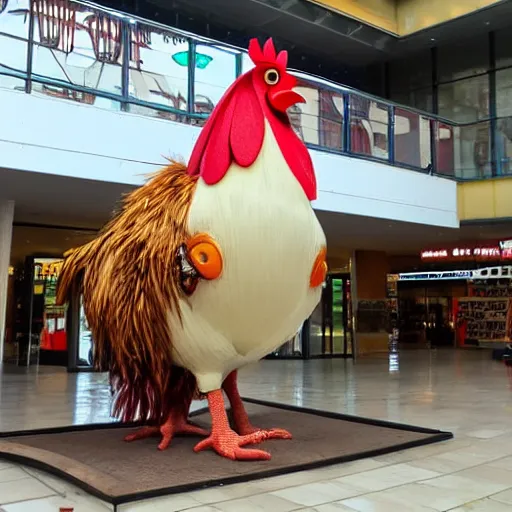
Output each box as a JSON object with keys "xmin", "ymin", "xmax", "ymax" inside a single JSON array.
[
  {"xmin": 495, "ymin": 118, "xmax": 512, "ymax": 176},
  {"xmin": 495, "ymin": 28, "xmax": 512, "ymax": 69},
  {"xmin": 390, "ymin": 87, "xmax": 433, "ymax": 114},
  {"xmin": 451, "ymin": 122, "xmax": 492, "ymax": 179},
  {"xmin": 437, "ymin": 35, "xmax": 489, "ymax": 82},
  {"xmin": 388, "ymin": 51, "xmax": 432, "ymax": 96},
  {"xmin": 438, "ymin": 74, "xmax": 490, "ymax": 123},
  {"xmin": 33, "ymin": 258, "xmax": 67, "ymax": 365}
]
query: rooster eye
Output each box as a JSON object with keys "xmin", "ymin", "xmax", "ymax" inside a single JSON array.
[{"xmin": 264, "ymin": 69, "xmax": 280, "ymax": 85}]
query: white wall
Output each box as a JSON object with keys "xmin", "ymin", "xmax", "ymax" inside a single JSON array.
[{"xmin": 0, "ymin": 88, "xmax": 458, "ymax": 228}]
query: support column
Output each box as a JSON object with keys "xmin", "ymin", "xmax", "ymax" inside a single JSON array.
[
  {"xmin": 0, "ymin": 200, "xmax": 14, "ymax": 364},
  {"xmin": 353, "ymin": 250, "xmax": 390, "ymax": 356}
]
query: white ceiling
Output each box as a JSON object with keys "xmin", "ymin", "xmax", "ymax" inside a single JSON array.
[{"xmin": 3, "ymin": 167, "xmax": 512, "ymax": 265}]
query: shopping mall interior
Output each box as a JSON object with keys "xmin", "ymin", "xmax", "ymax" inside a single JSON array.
[{"xmin": 2, "ymin": 0, "xmax": 512, "ymax": 510}]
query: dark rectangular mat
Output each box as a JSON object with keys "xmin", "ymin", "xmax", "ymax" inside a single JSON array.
[{"xmin": 0, "ymin": 399, "xmax": 453, "ymax": 506}]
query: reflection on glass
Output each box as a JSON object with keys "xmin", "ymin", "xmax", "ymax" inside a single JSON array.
[
  {"xmin": 129, "ymin": 24, "xmax": 189, "ymax": 116},
  {"xmin": 434, "ymin": 121, "xmax": 455, "ymax": 177},
  {"xmin": 194, "ymin": 44, "xmax": 236, "ymax": 113},
  {"xmin": 77, "ymin": 296, "xmax": 93, "ymax": 366},
  {"xmin": 0, "ymin": 33, "xmax": 28, "ymax": 76},
  {"xmin": 31, "ymin": 3, "xmax": 122, "ymax": 99},
  {"xmin": 350, "ymin": 95, "xmax": 389, "ymax": 160},
  {"xmin": 496, "ymin": 68, "xmax": 512, "ymax": 118},
  {"xmin": 390, "ymin": 87, "xmax": 433, "ymax": 114},
  {"xmin": 34, "ymin": 258, "xmax": 67, "ymax": 365},
  {"xmin": 438, "ymin": 75, "xmax": 489, "ymax": 123},
  {"xmin": 0, "ymin": 72, "xmax": 24, "ymax": 91},
  {"xmin": 308, "ymin": 300, "xmax": 323, "ymax": 356},
  {"xmin": 332, "ymin": 278, "xmax": 344, "ymax": 353},
  {"xmin": 449, "ymin": 122, "xmax": 492, "ymax": 179},
  {"xmin": 268, "ymin": 324, "xmax": 303, "ymax": 357},
  {"xmin": 0, "ymin": 0, "xmax": 29, "ymax": 38},
  {"xmin": 388, "ymin": 353, "xmax": 399, "ymax": 373},
  {"xmin": 495, "ymin": 117, "xmax": 512, "ymax": 176},
  {"xmin": 394, "ymin": 108, "xmax": 432, "ymax": 170},
  {"xmin": 241, "ymin": 52, "xmax": 254, "ymax": 74}
]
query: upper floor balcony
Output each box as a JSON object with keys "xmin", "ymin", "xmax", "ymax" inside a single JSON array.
[
  {"xmin": 0, "ymin": 0, "xmax": 494, "ymax": 182},
  {"xmin": 0, "ymin": 0, "xmax": 464, "ymax": 231}
]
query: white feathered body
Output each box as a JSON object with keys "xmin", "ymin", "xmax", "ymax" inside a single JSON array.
[{"xmin": 169, "ymin": 121, "xmax": 326, "ymax": 393}]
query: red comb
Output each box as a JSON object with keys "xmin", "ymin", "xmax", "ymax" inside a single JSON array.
[{"xmin": 248, "ymin": 37, "xmax": 288, "ymax": 68}]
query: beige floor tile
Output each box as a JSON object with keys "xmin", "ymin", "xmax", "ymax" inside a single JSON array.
[
  {"xmin": 297, "ymin": 504, "xmax": 359, "ymax": 511},
  {"xmin": 0, "ymin": 468, "xmax": 29, "ymax": 483},
  {"xmin": 490, "ymin": 487, "xmax": 512, "ymax": 506},
  {"xmin": 120, "ymin": 494, "xmax": 205, "ymax": 512},
  {"xmin": 341, "ymin": 493, "xmax": 437, "ymax": 512},
  {"xmin": 187, "ymin": 482, "xmax": 265, "ymax": 504},
  {"xmin": 422, "ymin": 473, "xmax": 509, "ymax": 500},
  {"xmin": 214, "ymin": 492, "xmax": 299, "ymax": 511},
  {"xmin": 449, "ymin": 498, "xmax": 512, "ymax": 511},
  {"xmin": 1, "ymin": 494, "xmax": 112, "ymax": 512},
  {"xmin": 0, "ymin": 477, "xmax": 56, "ymax": 505},
  {"xmin": 176, "ymin": 507, "xmax": 221, "ymax": 512},
  {"xmin": 350, "ymin": 482, "xmax": 483, "ymax": 511},
  {"xmin": 334, "ymin": 463, "xmax": 440, "ymax": 492},
  {"xmin": 271, "ymin": 481, "xmax": 364, "ymax": 507},
  {"xmin": 488, "ymin": 456, "xmax": 512, "ymax": 471}
]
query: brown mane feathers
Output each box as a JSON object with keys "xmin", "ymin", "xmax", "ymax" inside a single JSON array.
[{"xmin": 56, "ymin": 161, "xmax": 199, "ymax": 423}]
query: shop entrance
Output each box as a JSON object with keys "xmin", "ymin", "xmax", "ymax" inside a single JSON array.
[{"xmin": 309, "ymin": 273, "xmax": 353, "ymax": 357}]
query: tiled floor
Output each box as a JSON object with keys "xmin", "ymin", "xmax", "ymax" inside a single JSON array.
[{"xmin": 1, "ymin": 349, "xmax": 512, "ymax": 511}]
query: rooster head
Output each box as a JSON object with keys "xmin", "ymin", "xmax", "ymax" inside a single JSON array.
[
  {"xmin": 188, "ymin": 37, "xmax": 317, "ymax": 201},
  {"xmin": 247, "ymin": 38, "xmax": 304, "ymax": 114}
]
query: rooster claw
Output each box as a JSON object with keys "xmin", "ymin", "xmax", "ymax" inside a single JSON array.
[
  {"xmin": 239, "ymin": 427, "xmax": 292, "ymax": 440},
  {"xmin": 194, "ymin": 429, "xmax": 271, "ymax": 461},
  {"xmin": 125, "ymin": 420, "xmax": 209, "ymax": 451}
]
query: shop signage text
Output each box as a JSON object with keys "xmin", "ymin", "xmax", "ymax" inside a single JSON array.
[{"xmin": 421, "ymin": 245, "xmax": 507, "ymax": 261}]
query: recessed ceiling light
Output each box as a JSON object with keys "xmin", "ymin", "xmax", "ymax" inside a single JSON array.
[{"xmin": 431, "ymin": 38, "xmax": 436, "ymax": 42}]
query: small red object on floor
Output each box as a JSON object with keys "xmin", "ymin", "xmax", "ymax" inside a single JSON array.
[{"xmin": 59, "ymin": 508, "xmax": 73, "ymax": 512}]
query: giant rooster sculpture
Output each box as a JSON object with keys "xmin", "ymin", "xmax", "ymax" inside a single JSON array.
[{"xmin": 57, "ymin": 37, "xmax": 327, "ymax": 461}]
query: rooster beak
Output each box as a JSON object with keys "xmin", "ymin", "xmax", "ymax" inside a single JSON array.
[{"xmin": 268, "ymin": 89, "xmax": 305, "ymax": 113}]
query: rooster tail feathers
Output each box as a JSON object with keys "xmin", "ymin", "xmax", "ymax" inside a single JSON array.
[
  {"xmin": 56, "ymin": 244, "xmax": 94, "ymax": 306},
  {"xmin": 65, "ymin": 162, "xmax": 199, "ymax": 423}
]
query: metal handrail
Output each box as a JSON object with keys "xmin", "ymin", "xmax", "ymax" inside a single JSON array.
[{"xmin": 0, "ymin": 0, "xmax": 496, "ymax": 179}]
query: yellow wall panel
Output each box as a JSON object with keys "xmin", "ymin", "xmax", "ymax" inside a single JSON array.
[
  {"xmin": 397, "ymin": 0, "xmax": 503, "ymax": 35},
  {"xmin": 310, "ymin": 0, "xmax": 503, "ymax": 35},
  {"xmin": 458, "ymin": 178, "xmax": 512, "ymax": 221},
  {"xmin": 309, "ymin": 0, "xmax": 398, "ymax": 34}
]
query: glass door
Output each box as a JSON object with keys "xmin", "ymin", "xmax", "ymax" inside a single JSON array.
[
  {"xmin": 67, "ymin": 290, "xmax": 95, "ymax": 371},
  {"xmin": 308, "ymin": 273, "xmax": 353, "ymax": 357}
]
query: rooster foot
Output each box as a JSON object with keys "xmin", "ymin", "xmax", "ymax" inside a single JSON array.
[
  {"xmin": 194, "ymin": 428, "xmax": 271, "ymax": 461},
  {"xmin": 125, "ymin": 415, "xmax": 208, "ymax": 451},
  {"xmin": 238, "ymin": 425, "xmax": 292, "ymax": 441}
]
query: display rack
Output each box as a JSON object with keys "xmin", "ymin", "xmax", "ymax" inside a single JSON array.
[{"xmin": 457, "ymin": 297, "xmax": 511, "ymax": 344}]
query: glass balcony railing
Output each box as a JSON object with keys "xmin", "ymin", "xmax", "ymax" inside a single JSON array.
[{"xmin": 0, "ymin": 0, "xmax": 493, "ymax": 180}]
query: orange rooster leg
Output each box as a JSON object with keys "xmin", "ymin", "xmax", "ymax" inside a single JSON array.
[
  {"xmin": 223, "ymin": 370, "xmax": 292, "ymax": 441},
  {"xmin": 194, "ymin": 389, "xmax": 271, "ymax": 460},
  {"xmin": 125, "ymin": 408, "xmax": 208, "ymax": 451},
  {"xmin": 310, "ymin": 247, "xmax": 327, "ymax": 288}
]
